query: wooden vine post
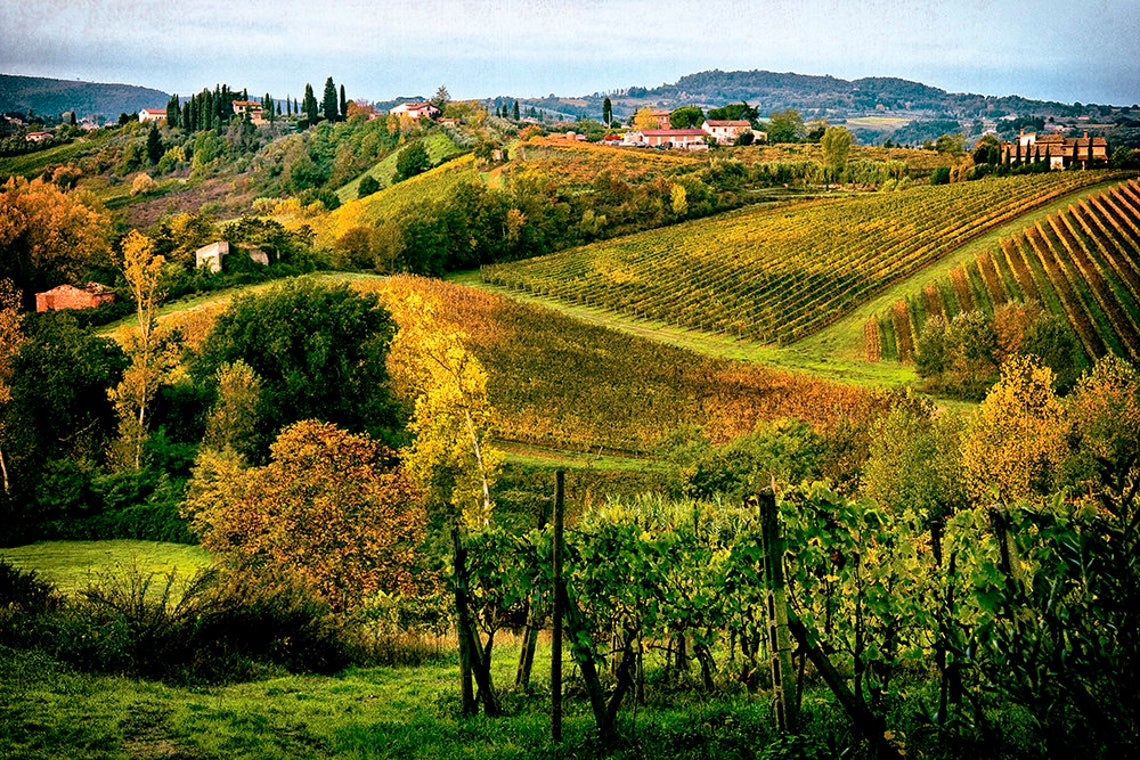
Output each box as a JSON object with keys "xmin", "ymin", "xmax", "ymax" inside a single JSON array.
[
  {"xmin": 551, "ymin": 470, "xmax": 565, "ymax": 743},
  {"xmin": 755, "ymin": 489, "xmax": 798, "ymax": 733}
]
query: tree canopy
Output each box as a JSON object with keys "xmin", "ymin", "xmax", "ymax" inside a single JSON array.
[{"xmin": 191, "ymin": 277, "xmax": 405, "ymax": 461}]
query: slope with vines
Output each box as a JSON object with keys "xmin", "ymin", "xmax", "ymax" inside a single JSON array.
[
  {"xmin": 482, "ymin": 171, "xmax": 1123, "ymax": 346},
  {"xmin": 869, "ymin": 177, "xmax": 1140, "ymax": 364}
]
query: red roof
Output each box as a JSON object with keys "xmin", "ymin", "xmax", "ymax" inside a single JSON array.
[
  {"xmin": 141, "ymin": 108, "xmax": 165, "ymax": 115},
  {"xmin": 641, "ymin": 129, "xmax": 705, "ymax": 137},
  {"xmin": 705, "ymin": 120, "xmax": 751, "ymax": 127}
]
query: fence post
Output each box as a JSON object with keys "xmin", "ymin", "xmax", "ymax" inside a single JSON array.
[
  {"xmin": 551, "ymin": 470, "xmax": 565, "ymax": 743},
  {"xmin": 755, "ymin": 488, "xmax": 798, "ymax": 733}
]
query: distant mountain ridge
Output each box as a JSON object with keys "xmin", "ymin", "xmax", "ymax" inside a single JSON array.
[
  {"xmin": 518, "ymin": 68, "xmax": 1102, "ymax": 125},
  {"xmin": 0, "ymin": 74, "xmax": 170, "ymax": 120}
]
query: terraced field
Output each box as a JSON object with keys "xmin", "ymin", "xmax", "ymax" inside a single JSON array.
[
  {"xmin": 482, "ymin": 171, "xmax": 1125, "ymax": 346},
  {"xmin": 870, "ymin": 177, "xmax": 1140, "ymax": 364}
]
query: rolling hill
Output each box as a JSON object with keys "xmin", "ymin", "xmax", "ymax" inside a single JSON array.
[
  {"xmin": 481, "ymin": 171, "xmax": 1122, "ymax": 347},
  {"xmin": 0, "ymin": 74, "xmax": 170, "ymax": 120}
]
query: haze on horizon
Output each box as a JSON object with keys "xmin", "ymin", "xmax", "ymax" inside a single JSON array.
[{"xmin": 3, "ymin": 0, "xmax": 1139, "ymax": 107}]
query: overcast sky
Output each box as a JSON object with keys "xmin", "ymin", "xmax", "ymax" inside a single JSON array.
[{"xmin": 3, "ymin": 0, "xmax": 1139, "ymax": 106}]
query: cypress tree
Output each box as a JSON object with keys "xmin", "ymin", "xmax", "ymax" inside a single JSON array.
[
  {"xmin": 166, "ymin": 94, "xmax": 180, "ymax": 128},
  {"xmin": 513, "ymin": 100, "xmax": 520, "ymax": 120},
  {"xmin": 146, "ymin": 122, "xmax": 163, "ymax": 164},
  {"xmin": 303, "ymin": 83, "xmax": 319, "ymax": 127},
  {"xmin": 339, "ymin": 84, "xmax": 347, "ymax": 121},
  {"xmin": 322, "ymin": 77, "xmax": 338, "ymax": 123},
  {"xmin": 603, "ymin": 96, "xmax": 612, "ymax": 125}
]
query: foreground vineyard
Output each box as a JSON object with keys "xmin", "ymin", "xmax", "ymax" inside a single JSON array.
[
  {"xmin": 368, "ymin": 276, "xmax": 880, "ymax": 452},
  {"xmin": 870, "ymin": 177, "xmax": 1140, "ymax": 363},
  {"xmin": 482, "ymin": 172, "xmax": 1122, "ymax": 345}
]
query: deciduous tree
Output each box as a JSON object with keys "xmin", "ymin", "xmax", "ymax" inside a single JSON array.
[{"xmin": 186, "ymin": 420, "xmax": 425, "ymax": 611}]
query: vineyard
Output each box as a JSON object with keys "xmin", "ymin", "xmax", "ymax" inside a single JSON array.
[
  {"xmin": 367, "ymin": 276, "xmax": 881, "ymax": 452},
  {"xmin": 511, "ymin": 135, "xmax": 700, "ymax": 188},
  {"xmin": 869, "ymin": 177, "xmax": 1140, "ymax": 364},
  {"xmin": 482, "ymin": 172, "xmax": 1121, "ymax": 346}
]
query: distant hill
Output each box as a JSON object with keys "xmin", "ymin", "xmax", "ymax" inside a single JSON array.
[{"xmin": 0, "ymin": 74, "xmax": 170, "ymax": 120}]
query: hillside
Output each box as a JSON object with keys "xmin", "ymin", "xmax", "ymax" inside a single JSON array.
[
  {"xmin": 871, "ymin": 177, "xmax": 1140, "ymax": 365},
  {"xmin": 481, "ymin": 171, "xmax": 1121, "ymax": 347},
  {"xmin": 0, "ymin": 74, "xmax": 170, "ymax": 120}
]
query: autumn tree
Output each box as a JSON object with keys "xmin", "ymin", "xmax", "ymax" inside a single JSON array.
[
  {"xmin": 185, "ymin": 420, "xmax": 424, "ymax": 612},
  {"xmin": 962, "ymin": 355, "xmax": 1068, "ymax": 506},
  {"xmin": 0, "ymin": 177, "xmax": 112, "ymax": 306},
  {"xmin": 387, "ymin": 283, "xmax": 504, "ymax": 716},
  {"xmin": 1064, "ymin": 355, "xmax": 1140, "ymax": 510},
  {"xmin": 632, "ymin": 106, "xmax": 659, "ymax": 131},
  {"xmin": 0, "ymin": 279, "xmax": 23, "ymax": 495},
  {"xmin": 108, "ymin": 230, "xmax": 176, "ymax": 471}
]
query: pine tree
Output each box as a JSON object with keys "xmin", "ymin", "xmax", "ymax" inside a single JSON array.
[{"xmin": 322, "ymin": 77, "xmax": 338, "ymax": 123}]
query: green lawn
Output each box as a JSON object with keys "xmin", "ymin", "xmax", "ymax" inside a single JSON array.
[
  {"xmin": 0, "ymin": 635, "xmax": 788, "ymax": 760},
  {"xmin": 0, "ymin": 540, "xmax": 211, "ymax": 596}
]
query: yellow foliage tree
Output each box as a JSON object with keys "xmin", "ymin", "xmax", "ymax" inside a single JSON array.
[
  {"xmin": 1065, "ymin": 355, "xmax": 1140, "ymax": 509},
  {"xmin": 632, "ymin": 106, "xmax": 659, "ymax": 131},
  {"xmin": 388, "ymin": 287, "xmax": 503, "ymax": 528},
  {"xmin": 962, "ymin": 355, "xmax": 1068, "ymax": 506},
  {"xmin": 0, "ymin": 177, "xmax": 111, "ymax": 296},
  {"xmin": 108, "ymin": 230, "xmax": 175, "ymax": 470}
]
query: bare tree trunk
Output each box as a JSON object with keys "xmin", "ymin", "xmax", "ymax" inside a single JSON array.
[{"xmin": 0, "ymin": 444, "xmax": 9, "ymax": 494}]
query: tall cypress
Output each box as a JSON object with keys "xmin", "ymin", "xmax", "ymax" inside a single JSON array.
[
  {"xmin": 303, "ymin": 83, "xmax": 319, "ymax": 127},
  {"xmin": 339, "ymin": 84, "xmax": 347, "ymax": 121},
  {"xmin": 322, "ymin": 77, "xmax": 338, "ymax": 123},
  {"xmin": 602, "ymin": 96, "xmax": 612, "ymax": 125},
  {"xmin": 513, "ymin": 100, "xmax": 520, "ymax": 120}
]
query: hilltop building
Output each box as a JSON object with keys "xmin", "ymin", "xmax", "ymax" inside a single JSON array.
[
  {"xmin": 139, "ymin": 108, "xmax": 166, "ymax": 123},
  {"xmin": 231, "ymin": 101, "xmax": 266, "ymax": 124},
  {"xmin": 1001, "ymin": 130, "xmax": 1108, "ymax": 170},
  {"xmin": 389, "ymin": 102, "xmax": 440, "ymax": 121}
]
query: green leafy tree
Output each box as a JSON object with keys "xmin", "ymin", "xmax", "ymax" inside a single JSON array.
[
  {"xmin": 322, "ymin": 77, "xmax": 339, "ymax": 123},
  {"xmin": 395, "ymin": 143, "xmax": 431, "ymax": 181},
  {"xmin": 191, "ymin": 277, "xmax": 404, "ymax": 461},
  {"xmin": 821, "ymin": 125, "xmax": 853, "ymax": 184},
  {"xmin": 767, "ymin": 108, "xmax": 805, "ymax": 143},
  {"xmin": 357, "ymin": 174, "xmax": 381, "ymax": 198},
  {"xmin": 669, "ymin": 106, "xmax": 705, "ymax": 130}
]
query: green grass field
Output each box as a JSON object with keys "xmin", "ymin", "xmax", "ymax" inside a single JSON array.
[
  {"xmin": 0, "ymin": 540, "xmax": 212, "ymax": 596},
  {"xmin": 335, "ymin": 132, "xmax": 465, "ymax": 203},
  {"xmin": 0, "ymin": 131, "xmax": 115, "ymax": 179}
]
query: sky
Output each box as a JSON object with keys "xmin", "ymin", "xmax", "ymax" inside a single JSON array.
[{"xmin": 3, "ymin": 0, "xmax": 1139, "ymax": 106}]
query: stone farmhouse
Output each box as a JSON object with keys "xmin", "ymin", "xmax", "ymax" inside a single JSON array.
[
  {"xmin": 35, "ymin": 283, "xmax": 116, "ymax": 312},
  {"xmin": 195, "ymin": 241, "xmax": 269, "ymax": 274},
  {"xmin": 389, "ymin": 102, "xmax": 440, "ymax": 121},
  {"xmin": 1001, "ymin": 130, "xmax": 1109, "ymax": 170},
  {"xmin": 232, "ymin": 101, "xmax": 266, "ymax": 124},
  {"xmin": 702, "ymin": 119, "xmax": 753, "ymax": 145}
]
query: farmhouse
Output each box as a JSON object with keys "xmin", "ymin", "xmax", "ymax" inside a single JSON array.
[
  {"xmin": 1001, "ymin": 130, "xmax": 1108, "ymax": 170},
  {"xmin": 702, "ymin": 119, "xmax": 752, "ymax": 145},
  {"xmin": 389, "ymin": 101, "xmax": 440, "ymax": 120},
  {"xmin": 231, "ymin": 101, "xmax": 266, "ymax": 124},
  {"xmin": 35, "ymin": 283, "xmax": 116, "ymax": 312},
  {"xmin": 24, "ymin": 131, "xmax": 52, "ymax": 143},
  {"xmin": 195, "ymin": 241, "xmax": 269, "ymax": 273},
  {"xmin": 138, "ymin": 108, "xmax": 166, "ymax": 123},
  {"xmin": 629, "ymin": 129, "xmax": 709, "ymax": 150}
]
